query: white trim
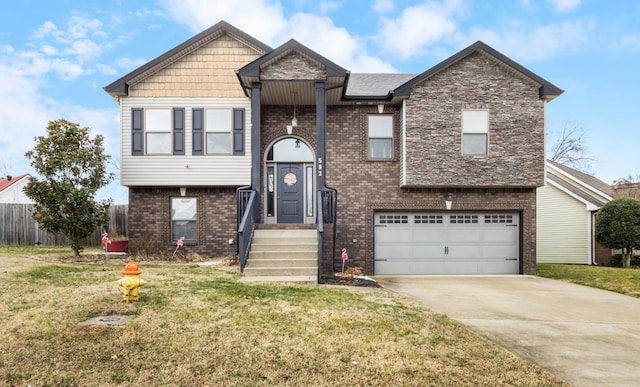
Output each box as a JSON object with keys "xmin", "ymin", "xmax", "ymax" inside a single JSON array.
[
  {"xmin": 401, "ymin": 99, "xmax": 407, "ymax": 186},
  {"xmin": 546, "ymin": 162, "xmax": 613, "ymax": 201},
  {"xmin": 586, "ymin": 211, "xmax": 594, "ymax": 265}
]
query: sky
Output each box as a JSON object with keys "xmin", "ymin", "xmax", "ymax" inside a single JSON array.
[{"xmin": 1, "ymin": 0, "xmax": 638, "ymax": 204}]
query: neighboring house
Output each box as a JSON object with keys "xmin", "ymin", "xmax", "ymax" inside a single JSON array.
[
  {"xmin": 0, "ymin": 174, "xmax": 32, "ymax": 204},
  {"xmin": 104, "ymin": 21, "xmax": 563, "ymax": 276},
  {"xmin": 612, "ymin": 180, "xmax": 640, "ymax": 201},
  {"xmin": 537, "ymin": 160, "xmax": 613, "ymax": 265}
]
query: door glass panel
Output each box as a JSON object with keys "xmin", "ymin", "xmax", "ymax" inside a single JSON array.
[
  {"xmin": 306, "ymin": 166, "xmax": 313, "ymax": 217},
  {"xmin": 268, "ymin": 138, "xmax": 313, "ymax": 161}
]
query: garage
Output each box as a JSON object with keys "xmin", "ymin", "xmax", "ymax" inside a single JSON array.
[{"xmin": 374, "ymin": 212, "xmax": 520, "ymax": 275}]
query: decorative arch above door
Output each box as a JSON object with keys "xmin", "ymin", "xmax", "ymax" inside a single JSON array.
[{"xmin": 265, "ymin": 138, "xmax": 315, "ymax": 224}]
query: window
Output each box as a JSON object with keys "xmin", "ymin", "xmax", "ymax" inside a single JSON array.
[
  {"xmin": 145, "ymin": 109, "xmax": 172, "ymax": 154},
  {"xmin": 450, "ymin": 215, "xmax": 478, "ymax": 224},
  {"xmin": 415, "ymin": 215, "xmax": 443, "ymax": 224},
  {"xmin": 368, "ymin": 115, "xmax": 393, "ymax": 159},
  {"xmin": 462, "ymin": 110, "xmax": 488, "ymax": 155},
  {"xmin": 485, "ymin": 215, "xmax": 513, "ymax": 224},
  {"xmin": 379, "ymin": 215, "xmax": 408, "ymax": 224},
  {"xmin": 171, "ymin": 198, "xmax": 197, "ymax": 242},
  {"xmin": 205, "ymin": 109, "xmax": 232, "ymax": 154}
]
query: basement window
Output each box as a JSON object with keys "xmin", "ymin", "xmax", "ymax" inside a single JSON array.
[{"xmin": 171, "ymin": 198, "xmax": 197, "ymax": 242}]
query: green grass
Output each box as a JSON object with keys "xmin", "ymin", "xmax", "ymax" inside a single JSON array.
[
  {"xmin": 0, "ymin": 252, "xmax": 568, "ymax": 386},
  {"xmin": 0, "ymin": 245, "xmax": 104, "ymax": 255},
  {"xmin": 537, "ymin": 263, "xmax": 640, "ymax": 298}
]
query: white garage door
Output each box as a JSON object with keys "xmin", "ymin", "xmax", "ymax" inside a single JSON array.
[{"xmin": 374, "ymin": 212, "xmax": 519, "ymax": 275}]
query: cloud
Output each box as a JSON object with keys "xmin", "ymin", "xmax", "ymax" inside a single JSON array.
[
  {"xmin": 161, "ymin": 0, "xmax": 397, "ymax": 72},
  {"xmin": 161, "ymin": 0, "xmax": 286, "ymax": 44},
  {"xmin": 467, "ymin": 18, "xmax": 595, "ymax": 62},
  {"xmin": 547, "ymin": 0, "xmax": 581, "ymax": 12},
  {"xmin": 613, "ymin": 34, "xmax": 640, "ymax": 52},
  {"xmin": 373, "ymin": 0, "xmax": 394, "ymax": 13},
  {"xmin": 377, "ymin": 1, "xmax": 462, "ymax": 60}
]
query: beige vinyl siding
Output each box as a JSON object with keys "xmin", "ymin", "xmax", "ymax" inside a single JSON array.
[
  {"xmin": 128, "ymin": 34, "xmax": 262, "ymax": 98},
  {"xmin": 120, "ymin": 97, "xmax": 251, "ymax": 186},
  {"xmin": 537, "ymin": 182, "xmax": 590, "ymax": 264}
]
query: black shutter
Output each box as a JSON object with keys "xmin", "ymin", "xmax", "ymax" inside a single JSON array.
[
  {"xmin": 173, "ymin": 108, "xmax": 185, "ymax": 155},
  {"xmin": 192, "ymin": 108, "xmax": 203, "ymax": 155},
  {"xmin": 132, "ymin": 108, "xmax": 143, "ymax": 156},
  {"xmin": 233, "ymin": 108, "xmax": 245, "ymax": 155}
]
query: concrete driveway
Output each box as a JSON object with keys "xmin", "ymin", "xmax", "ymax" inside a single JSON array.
[{"xmin": 375, "ymin": 275, "xmax": 640, "ymax": 387}]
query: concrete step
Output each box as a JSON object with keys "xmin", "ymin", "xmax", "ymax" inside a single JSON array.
[
  {"xmin": 253, "ymin": 229, "xmax": 317, "ymax": 238},
  {"xmin": 250, "ymin": 243, "xmax": 317, "ymax": 252},
  {"xmin": 247, "ymin": 258, "xmax": 317, "ymax": 268},
  {"xmin": 243, "ymin": 266, "xmax": 317, "ymax": 277},
  {"xmin": 252, "ymin": 236, "xmax": 318, "ymax": 244},
  {"xmin": 243, "ymin": 227, "xmax": 319, "ymax": 284},
  {"xmin": 249, "ymin": 250, "xmax": 316, "ymax": 260},
  {"xmin": 239, "ymin": 275, "xmax": 317, "ymax": 285}
]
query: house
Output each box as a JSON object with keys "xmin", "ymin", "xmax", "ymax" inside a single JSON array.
[
  {"xmin": 612, "ymin": 180, "xmax": 640, "ymax": 201},
  {"xmin": 0, "ymin": 174, "xmax": 33, "ymax": 204},
  {"xmin": 104, "ymin": 21, "xmax": 562, "ymax": 279},
  {"xmin": 537, "ymin": 160, "xmax": 613, "ymax": 265}
]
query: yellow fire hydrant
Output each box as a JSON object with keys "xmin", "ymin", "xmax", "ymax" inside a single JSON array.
[{"xmin": 116, "ymin": 259, "xmax": 146, "ymax": 303}]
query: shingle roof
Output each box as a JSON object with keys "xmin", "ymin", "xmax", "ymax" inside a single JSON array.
[
  {"xmin": 0, "ymin": 174, "xmax": 30, "ymax": 192},
  {"xmin": 104, "ymin": 20, "xmax": 272, "ymax": 96},
  {"xmin": 547, "ymin": 172, "xmax": 608, "ymax": 208},
  {"xmin": 394, "ymin": 41, "xmax": 564, "ymax": 100},
  {"xmin": 345, "ymin": 73, "xmax": 417, "ymax": 97},
  {"xmin": 547, "ymin": 160, "xmax": 613, "ymax": 197}
]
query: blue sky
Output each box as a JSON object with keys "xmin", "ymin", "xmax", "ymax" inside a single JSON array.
[{"xmin": 1, "ymin": 0, "xmax": 638, "ymax": 203}]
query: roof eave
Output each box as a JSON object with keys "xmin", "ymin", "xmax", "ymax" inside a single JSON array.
[{"xmin": 103, "ymin": 20, "xmax": 271, "ymax": 97}]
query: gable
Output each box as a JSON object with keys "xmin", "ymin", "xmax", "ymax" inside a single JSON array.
[
  {"xmin": 260, "ymin": 51, "xmax": 326, "ymax": 81},
  {"xmin": 128, "ymin": 34, "xmax": 265, "ymax": 98},
  {"xmin": 395, "ymin": 41, "xmax": 563, "ymax": 100},
  {"xmin": 402, "ymin": 50, "xmax": 546, "ymax": 188}
]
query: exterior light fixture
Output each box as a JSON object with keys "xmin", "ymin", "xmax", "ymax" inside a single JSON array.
[{"xmin": 445, "ymin": 192, "xmax": 453, "ymax": 210}]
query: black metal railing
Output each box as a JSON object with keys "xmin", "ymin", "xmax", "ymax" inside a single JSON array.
[
  {"xmin": 237, "ymin": 189, "xmax": 257, "ymax": 271},
  {"xmin": 317, "ymin": 188, "xmax": 337, "ymax": 277}
]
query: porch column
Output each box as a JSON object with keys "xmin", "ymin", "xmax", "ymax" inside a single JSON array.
[
  {"xmin": 315, "ymin": 81, "xmax": 326, "ymax": 188},
  {"xmin": 251, "ymin": 82, "xmax": 262, "ymax": 222}
]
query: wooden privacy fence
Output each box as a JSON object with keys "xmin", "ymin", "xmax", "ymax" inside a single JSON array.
[{"xmin": 0, "ymin": 203, "xmax": 128, "ymax": 246}]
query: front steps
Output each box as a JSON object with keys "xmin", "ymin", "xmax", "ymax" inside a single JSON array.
[{"xmin": 240, "ymin": 228, "xmax": 318, "ymax": 285}]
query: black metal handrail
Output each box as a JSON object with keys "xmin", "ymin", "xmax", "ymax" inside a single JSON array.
[{"xmin": 237, "ymin": 189, "xmax": 257, "ymax": 271}]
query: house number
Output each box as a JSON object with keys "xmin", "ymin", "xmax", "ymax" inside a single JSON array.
[{"xmin": 317, "ymin": 157, "xmax": 323, "ymax": 177}]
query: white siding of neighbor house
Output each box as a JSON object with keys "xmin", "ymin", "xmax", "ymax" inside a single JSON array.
[
  {"xmin": 120, "ymin": 97, "xmax": 251, "ymax": 186},
  {"xmin": 0, "ymin": 178, "xmax": 33, "ymax": 204},
  {"xmin": 537, "ymin": 182, "xmax": 590, "ymax": 264}
]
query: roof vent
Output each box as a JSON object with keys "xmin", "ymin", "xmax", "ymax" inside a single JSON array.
[{"xmin": 6, "ymin": 175, "xmax": 11, "ymax": 181}]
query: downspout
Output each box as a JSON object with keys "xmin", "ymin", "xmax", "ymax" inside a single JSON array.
[{"xmin": 590, "ymin": 211, "xmax": 598, "ymax": 265}]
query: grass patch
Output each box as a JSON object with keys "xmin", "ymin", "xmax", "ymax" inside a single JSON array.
[
  {"xmin": 537, "ymin": 263, "xmax": 640, "ymax": 298},
  {"xmin": 0, "ymin": 251, "xmax": 568, "ymax": 386}
]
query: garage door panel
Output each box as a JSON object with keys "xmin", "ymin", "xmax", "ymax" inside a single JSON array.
[{"xmin": 374, "ymin": 212, "xmax": 519, "ymax": 275}]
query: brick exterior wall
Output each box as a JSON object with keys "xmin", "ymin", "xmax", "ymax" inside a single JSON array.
[
  {"xmin": 258, "ymin": 103, "xmax": 538, "ymax": 275},
  {"xmin": 123, "ymin": 47, "xmax": 545, "ymax": 275},
  {"xmin": 128, "ymin": 186, "xmax": 238, "ymax": 257},
  {"xmin": 404, "ymin": 51, "xmax": 546, "ymax": 187}
]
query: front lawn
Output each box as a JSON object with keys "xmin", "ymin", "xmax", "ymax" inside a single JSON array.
[
  {"xmin": 0, "ymin": 248, "xmax": 568, "ymax": 386},
  {"xmin": 537, "ymin": 263, "xmax": 640, "ymax": 298}
]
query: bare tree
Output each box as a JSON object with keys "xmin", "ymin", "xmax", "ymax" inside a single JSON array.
[
  {"xmin": 0, "ymin": 161, "xmax": 12, "ymax": 178},
  {"xmin": 548, "ymin": 121, "xmax": 595, "ymax": 172}
]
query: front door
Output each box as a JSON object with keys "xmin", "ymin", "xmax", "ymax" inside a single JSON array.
[{"xmin": 277, "ymin": 163, "xmax": 304, "ymax": 223}]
